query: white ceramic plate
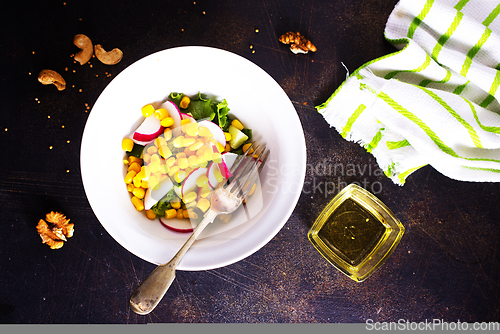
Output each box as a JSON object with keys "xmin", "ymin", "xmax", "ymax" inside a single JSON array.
[{"xmin": 81, "ymin": 46, "xmax": 306, "ymax": 270}]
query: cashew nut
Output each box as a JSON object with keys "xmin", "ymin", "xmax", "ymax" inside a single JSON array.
[
  {"xmin": 38, "ymin": 70, "xmax": 66, "ymax": 91},
  {"xmin": 73, "ymin": 34, "xmax": 93, "ymax": 65},
  {"xmin": 95, "ymin": 44, "xmax": 123, "ymax": 65}
]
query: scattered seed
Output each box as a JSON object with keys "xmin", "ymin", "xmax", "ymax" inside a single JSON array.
[
  {"xmin": 67, "ymin": 140, "xmax": 70, "ymax": 143},
  {"xmin": 32, "ymin": 51, "xmax": 35, "ymax": 54},
  {"xmin": 49, "ymin": 146, "xmax": 53, "ymax": 149},
  {"xmin": 79, "ymin": 89, "xmax": 82, "ymax": 92},
  {"xmin": 4, "ymin": 128, "xmax": 7, "ymax": 132},
  {"xmin": 65, "ymin": 67, "xmax": 68, "ymax": 71},
  {"xmin": 249, "ymin": 45, "xmax": 253, "ymax": 49},
  {"xmin": 202, "ymin": 11, "xmax": 206, "ymax": 15},
  {"xmin": 28, "ymin": 72, "xmax": 32, "ymax": 75},
  {"xmin": 66, "ymin": 170, "xmax": 70, "ymax": 173},
  {"xmin": 61, "ymin": 125, "xmax": 65, "ymax": 128},
  {"xmin": 47, "ymin": 115, "xmax": 51, "ymax": 118},
  {"xmin": 252, "ymin": 50, "xmax": 255, "ymax": 53},
  {"xmin": 255, "ymin": 29, "xmax": 259, "ymax": 33}
]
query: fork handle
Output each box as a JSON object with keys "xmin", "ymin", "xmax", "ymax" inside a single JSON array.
[{"xmin": 129, "ymin": 210, "xmax": 218, "ymax": 315}]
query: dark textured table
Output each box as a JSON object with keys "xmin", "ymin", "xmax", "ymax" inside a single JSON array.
[{"xmin": 1, "ymin": 0, "xmax": 499, "ymax": 324}]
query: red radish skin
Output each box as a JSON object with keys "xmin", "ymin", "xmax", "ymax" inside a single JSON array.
[
  {"xmin": 181, "ymin": 113, "xmax": 196, "ymax": 123},
  {"xmin": 132, "ymin": 115, "xmax": 164, "ymax": 142},
  {"xmin": 161, "ymin": 101, "xmax": 182, "ymax": 134},
  {"xmin": 159, "ymin": 217, "xmax": 194, "ymax": 233}
]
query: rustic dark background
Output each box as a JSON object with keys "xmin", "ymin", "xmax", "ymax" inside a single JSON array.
[{"xmin": 1, "ymin": 0, "xmax": 499, "ymax": 324}]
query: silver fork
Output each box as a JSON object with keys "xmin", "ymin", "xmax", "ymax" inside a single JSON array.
[{"xmin": 129, "ymin": 143, "xmax": 270, "ymax": 315}]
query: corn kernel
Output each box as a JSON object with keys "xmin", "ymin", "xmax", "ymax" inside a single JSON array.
[
  {"xmin": 184, "ymin": 146, "xmax": 195, "ymax": 156},
  {"xmin": 196, "ymin": 198, "xmax": 211, "ymax": 212},
  {"xmin": 225, "ymin": 143, "xmax": 231, "ymax": 152},
  {"xmin": 173, "ymin": 136, "xmax": 184, "ymax": 148},
  {"xmin": 168, "ymin": 165, "xmax": 180, "ymax": 177},
  {"xmin": 212, "ymin": 152, "xmax": 222, "ymax": 162},
  {"xmin": 122, "ymin": 138, "xmax": 134, "ymax": 152},
  {"xmin": 188, "ymin": 155, "xmax": 198, "ymax": 167},
  {"xmin": 174, "ymin": 170, "xmax": 187, "ymax": 183},
  {"xmin": 198, "ymin": 126, "xmax": 212, "ymax": 137},
  {"xmin": 224, "ymin": 132, "xmax": 232, "ymax": 141},
  {"xmin": 180, "ymin": 96, "xmax": 191, "ymax": 109},
  {"xmin": 199, "ymin": 185, "xmax": 211, "ymax": 198},
  {"xmin": 189, "ymin": 141, "xmax": 204, "ymax": 151},
  {"xmin": 213, "ymin": 168, "xmax": 223, "ymax": 182},
  {"xmin": 165, "ymin": 209, "xmax": 177, "ymax": 219},
  {"xmin": 170, "ymin": 198, "xmax": 181, "ymax": 209},
  {"xmin": 154, "ymin": 108, "xmax": 169, "ymax": 120},
  {"xmin": 127, "ymin": 162, "xmax": 142, "ymax": 173},
  {"xmin": 176, "ymin": 209, "xmax": 184, "ymax": 219},
  {"xmin": 183, "ymin": 191, "xmax": 197, "ymax": 204},
  {"xmin": 204, "ymin": 149, "xmax": 213, "ymax": 161},
  {"xmin": 176, "ymin": 152, "xmax": 187, "ymax": 159},
  {"xmin": 231, "ymin": 119, "xmax": 244, "ymax": 130},
  {"xmin": 125, "ymin": 171, "xmax": 137, "ymax": 184},
  {"xmin": 141, "ymin": 104, "xmax": 155, "ymax": 117},
  {"xmin": 196, "ymin": 175, "xmax": 208, "ymax": 187},
  {"xmin": 142, "ymin": 153, "xmax": 151, "ymax": 164},
  {"xmin": 164, "ymin": 128, "xmax": 173, "ymax": 140},
  {"xmin": 185, "ymin": 122, "xmax": 199, "ymax": 136},
  {"xmin": 131, "ymin": 196, "xmax": 144, "ymax": 211},
  {"xmin": 165, "ymin": 156, "xmax": 176, "ymax": 168},
  {"xmin": 159, "ymin": 145, "xmax": 172, "ymax": 158},
  {"xmin": 132, "ymin": 187, "xmax": 145, "ymax": 199},
  {"xmin": 154, "ymin": 136, "xmax": 167, "ymax": 147},
  {"xmin": 219, "ymin": 214, "xmax": 232, "ymax": 223},
  {"xmin": 147, "ymin": 146, "xmax": 158, "ymax": 155},
  {"xmin": 133, "ymin": 175, "xmax": 142, "ymax": 188},
  {"xmin": 161, "ymin": 117, "xmax": 175, "ymax": 127},
  {"xmin": 182, "ymin": 137, "xmax": 196, "ymax": 147},
  {"xmin": 187, "ymin": 208, "xmax": 198, "ymax": 219},
  {"xmin": 128, "ymin": 156, "xmax": 142, "ymax": 165},
  {"xmin": 182, "ymin": 209, "xmax": 190, "ymax": 219},
  {"xmin": 146, "ymin": 209, "xmax": 156, "ymax": 220},
  {"xmin": 248, "ymin": 183, "xmax": 257, "ymax": 196},
  {"xmin": 181, "ymin": 118, "xmax": 191, "ymax": 126},
  {"xmin": 126, "ymin": 184, "xmax": 135, "ymax": 193},
  {"xmin": 242, "ymin": 143, "xmax": 254, "ymax": 154},
  {"xmin": 216, "ymin": 142, "xmax": 224, "ymax": 153},
  {"xmin": 141, "ymin": 180, "xmax": 148, "ymax": 188},
  {"xmin": 177, "ymin": 157, "xmax": 189, "ymax": 169}
]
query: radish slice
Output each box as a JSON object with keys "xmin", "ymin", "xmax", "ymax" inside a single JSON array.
[
  {"xmin": 198, "ymin": 120, "xmax": 226, "ymax": 147},
  {"xmin": 181, "ymin": 167, "xmax": 208, "ymax": 197},
  {"xmin": 143, "ymin": 177, "xmax": 174, "ymax": 210},
  {"xmin": 210, "ymin": 142, "xmax": 233, "ymax": 179},
  {"xmin": 161, "ymin": 101, "xmax": 182, "ymax": 135},
  {"xmin": 132, "ymin": 116, "xmax": 164, "ymax": 142},
  {"xmin": 181, "ymin": 113, "xmax": 196, "ymax": 123},
  {"xmin": 207, "ymin": 153, "xmax": 238, "ymax": 188},
  {"xmin": 159, "ymin": 217, "xmax": 194, "ymax": 233}
]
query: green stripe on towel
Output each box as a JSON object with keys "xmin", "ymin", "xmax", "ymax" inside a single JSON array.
[
  {"xmin": 461, "ymin": 28, "xmax": 492, "ymax": 76},
  {"xmin": 387, "ymin": 139, "xmax": 411, "ymax": 150},
  {"xmin": 418, "ymin": 86, "xmax": 483, "ymax": 148},
  {"xmin": 379, "ymin": 91, "xmax": 500, "ymax": 164},
  {"xmin": 482, "ymin": 4, "xmax": 500, "ymax": 26},
  {"xmin": 479, "ymin": 70, "xmax": 500, "ymax": 108},
  {"xmin": 431, "ymin": 11, "xmax": 463, "ymax": 62},
  {"xmin": 366, "ymin": 128, "xmax": 385, "ymax": 153},
  {"xmin": 341, "ymin": 104, "xmax": 366, "ymax": 138},
  {"xmin": 408, "ymin": 0, "xmax": 435, "ymax": 39},
  {"xmin": 454, "ymin": 0, "xmax": 470, "ymax": 11},
  {"xmin": 385, "ymin": 54, "xmax": 432, "ymax": 80}
]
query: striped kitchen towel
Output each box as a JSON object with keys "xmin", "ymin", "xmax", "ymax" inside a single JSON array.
[{"xmin": 317, "ymin": 0, "xmax": 500, "ymax": 185}]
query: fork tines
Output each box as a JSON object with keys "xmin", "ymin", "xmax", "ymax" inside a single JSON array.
[{"xmin": 224, "ymin": 142, "xmax": 269, "ymax": 199}]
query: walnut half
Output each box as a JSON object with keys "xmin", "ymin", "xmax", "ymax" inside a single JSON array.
[
  {"xmin": 279, "ymin": 31, "xmax": 317, "ymax": 54},
  {"xmin": 36, "ymin": 212, "xmax": 74, "ymax": 249}
]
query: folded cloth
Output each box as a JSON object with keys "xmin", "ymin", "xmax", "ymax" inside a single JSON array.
[{"xmin": 317, "ymin": 0, "xmax": 500, "ymax": 185}]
